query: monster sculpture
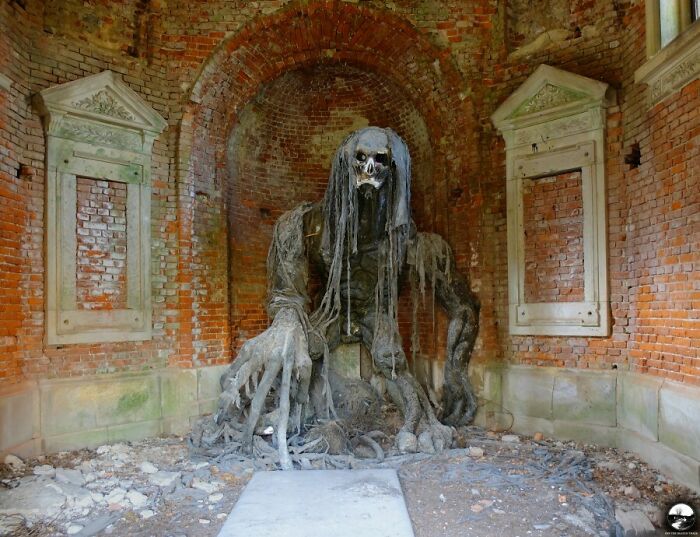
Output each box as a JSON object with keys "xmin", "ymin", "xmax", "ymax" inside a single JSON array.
[{"xmin": 195, "ymin": 127, "xmax": 479, "ymax": 469}]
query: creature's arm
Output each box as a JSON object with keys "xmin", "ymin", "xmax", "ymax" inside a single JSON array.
[
  {"xmin": 213, "ymin": 203, "xmax": 316, "ymax": 468},
  {"xmin": 266, "ymin": 202, "xmax": 315, "ymax": 318},
  {"xmin": 220, "ymin": 202, "xmax": 313, "ymax": 393},
  {"xmin": 435, "ymin": 260, "xmax": 480, "ymax": 426},
  {"xmin": 409, "ymin": 232, "xmax": 480, "ymax": 426}
]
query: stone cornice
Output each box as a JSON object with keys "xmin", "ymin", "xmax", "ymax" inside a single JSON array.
[{"xmin": 635, "ymin": 20, "xmax": 700, "ymax": 107}]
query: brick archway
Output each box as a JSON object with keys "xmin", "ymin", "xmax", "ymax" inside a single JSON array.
[{"xmin": 174, "ymin": 1, "xmax": 478, "ymax": 366}]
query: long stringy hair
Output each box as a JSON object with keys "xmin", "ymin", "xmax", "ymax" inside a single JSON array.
[
  {"xmin": 314, "ymin": 127, "xmax": 412, "ymax": 375},
  {"xmin": 266, "ymin": 127, "xmax": 412, "ymax": 417}
]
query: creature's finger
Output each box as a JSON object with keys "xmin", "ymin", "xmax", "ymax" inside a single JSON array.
[
  {"xmin": 220, "ymin": 342, "xmax": 254, "ymax": 390},
  {"xmin": 277, "ymin": 335, "xmax": 294, "ymax": 470},
  {"xmin": 242, "ymin": 351, "xmax": 283, "ymax": 447}
]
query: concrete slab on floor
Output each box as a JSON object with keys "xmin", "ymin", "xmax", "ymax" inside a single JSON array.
[{"xmin": 217, "ymin": 469, "xmax": 415, "ymax": 537}]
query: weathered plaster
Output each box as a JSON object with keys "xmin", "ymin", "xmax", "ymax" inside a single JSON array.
[
  {"xmin": 472, "ymin": 364, "xmax": 700, "ymax": 492},
  {"xmin": 0, "ymin": 365, "xmax": 228, "ymax": 457}
]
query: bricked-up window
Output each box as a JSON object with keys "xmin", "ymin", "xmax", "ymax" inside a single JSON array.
[
  {"xmin": 522, "ymin": 171, "xmax": 584, "ymax": 304},
  {"xmin": 75, "ymin": 178, "xmax": 128, "ymax": 310},
  {"xmin": 491, "ymin": 65, "xmax": 612, "ymax": 337},
  {"xmin": 36, "ymin": 70, "xmax": 166, "ymax": 345}
]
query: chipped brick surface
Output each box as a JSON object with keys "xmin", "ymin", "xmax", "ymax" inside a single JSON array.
[
  {"xmin": 0, "ymin": 0, "xmax": 696, "ymax": 387},
  {"xmin": 75, "ymin": 177, "xmax": 129, "ymax": 311},
  {"xmin": 522, "ymin": 171, "xmax": 585, "ymax": 304}
]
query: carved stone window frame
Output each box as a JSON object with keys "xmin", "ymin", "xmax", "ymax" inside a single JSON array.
[
  {"xmin": 35, "ymin": 71, "xmax": 166, "ymax": 345},
  {"xmin": 635, "ymin": 15, "xmax": 700, "ymax": 108},
  {"xmin": 492, "ymin": 65, "xmax": 614, "ymax": 337}
]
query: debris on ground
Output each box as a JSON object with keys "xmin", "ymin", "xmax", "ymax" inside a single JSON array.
[{"xmin": 0, "ymin": 427, "xmax": 697, "ymax": 536}]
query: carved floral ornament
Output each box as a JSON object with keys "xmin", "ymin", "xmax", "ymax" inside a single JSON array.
[
  {"xmin": 34, "ymin": 70, "xmax": 167, "ymax": 149},
  {"xmin": 648, "ymin": 48, "xmax": 700, "ymax": 104},
  {"xmin": 491, "ymin": 65, "xmax": 612, "ymax": 146},
  {"xmin": 512, "ymin": 83, "xmax": 587, "ymax": 117},
  {"xmin": 72, "ymin": 90, "xmax": 135, "ymax": 121},
  {"xmin": 56, "ymin": 118, "xmax": 141, "ymax": 151},
  {"xmin": 636, "ymin": 10, "xmax": 700, "ymax": 107}
]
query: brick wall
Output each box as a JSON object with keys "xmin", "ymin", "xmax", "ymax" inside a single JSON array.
[
  {"xmin": 522, "ymin": 171, "xmax": 585, "ymax": 304},
  {"xmin": 0, "ymin": 0, "xmax": 175, "ymax": 382},
  {"xmin": 625, "ymin": 82, "xmax": 699, "ymax": 383},
  {"xmin": 0, "ymin": 0, "xmax": 697, "ymax": 389},
  {"xmin": 175, "ymin": 2, "xmax": 479, "ymax": 367},
  {"xmin": 75, "ymin": 177, "xmax": 129, "ymax": 310},
  {"xmin": 0, "ymin": 0, "xmax": 36, "ymax": 384},
  {"xmin": 478, "ymin": 0, "xmax": 700, "ymax": 384}
]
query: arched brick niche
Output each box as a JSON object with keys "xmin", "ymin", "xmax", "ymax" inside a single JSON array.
[
  {"xmin": 176, "ymin": 1, "xmax": 478, "ymax": 366},
  {"xmin": 226, "ymin": 61, "xmax": 434, "ymax": 351}
]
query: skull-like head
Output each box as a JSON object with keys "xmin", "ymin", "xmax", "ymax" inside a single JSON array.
[
  {"xmin": 352, "ymin": 129, "xmax": 391, "ymax": 189},
  {"xmin": 322, "ymin": 126, "xmax": 411, "ymax": 263}
]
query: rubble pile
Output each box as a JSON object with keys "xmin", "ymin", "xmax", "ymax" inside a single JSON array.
[
  {"xmin": 0, "ymin": 428, "xmax": 697, "ymax": 537},
  {"xmin": 0, "ymin": 439, "xmax": 252, "ymax": 536}
]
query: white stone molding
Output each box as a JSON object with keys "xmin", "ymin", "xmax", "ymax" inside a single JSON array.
[
  {"xmin": 635, "ymin": 20, "xmax": 700, "ymax": 108},
  {"xmin": 0, "ymin": 72, "xmax": 12, "ymax": 92},
  {"xmin": 492, "ymin": 65, "xmax": 614, "ymax": 337},
  {"xmin": 35, "ymin": 71, "xmax": 166, "ymax": 345}
]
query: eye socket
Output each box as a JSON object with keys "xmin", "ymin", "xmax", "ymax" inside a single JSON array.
[
  {"xmin": 356, "ymin": 151, "xmax": 366, "ymax": 162},
  {"xmin": 375, "ymin": 153, "xmax": 389, "ymax": 166}
]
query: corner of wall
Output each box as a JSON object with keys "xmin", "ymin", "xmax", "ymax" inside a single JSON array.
[{"xmin": 475, "ymin": 364, "xmax": 700, "ymax": 493}]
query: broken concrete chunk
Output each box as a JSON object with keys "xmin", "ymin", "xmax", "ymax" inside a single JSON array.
[
  {"xmin": 469, "ymin": 446, "xmax": 484, "ymax": 458},
  {"xmin": 33, "ymin": 464, "xmax": 56, "ymax": 477},
  {"xmin": 53, "ymin": 482, "xmax": 95, "ymax": 511},
  {"xmin": 139, "ymin": 461, "xmax": 158, "ymax": 474},
  {"xmin": 148, "ymin": 471, "xmax": 181, "ymax": 488},
  {"xmin": 615, "ymin": 509, "xmax": 656, "ymax": 537},
  {"xmin": 3, "ymin": 455, "xmax": 25, "ymax": 472},
  {"xmin": 624, "ymin": 485, "xmax": 641, "ymax": 499},
  {"xmin": 66, "ymin": 523, "xmax": 83, "ymax": 535},
  {"xmin": 0, "ymin": 478, "xmax": 66, "ymax": 520},
  {"xmin": 106, "ymin": 487, "xmax": 127, "ymax": 506},
  {"xmin": 191, "ymin": 477, "xmax": 222, "ymax": 494},
  {"xmin": 78, "ymin": 513, "xmax": 120, "ymax": 537},
  {"xmin": 55, "ymin": 468, "xmax": 85, "ymax": 487},
  {"xmin": 126, "ymin": 490, "xmax": 149, "ymax": 509}
]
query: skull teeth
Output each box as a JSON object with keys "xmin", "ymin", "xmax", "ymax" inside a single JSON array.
[{"xmin": 356, "ymin": 176, "xmax": 382, "ymax": 189}]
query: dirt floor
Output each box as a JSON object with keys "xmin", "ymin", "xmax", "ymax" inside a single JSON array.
[{"xmin": 1, "ymin": 427, "xmax": 698, "ymax": 536}]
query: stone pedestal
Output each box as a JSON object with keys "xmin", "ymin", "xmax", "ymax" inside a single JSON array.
[{"xmin": 330, "ymin": 343, "xmax": 373, "ymax": 381}]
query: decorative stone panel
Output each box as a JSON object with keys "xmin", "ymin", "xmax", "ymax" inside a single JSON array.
[
  {"xmin": 492, "ymin": 65, "xmax": 615, "ymax": 337},
  {"xmin": 35, "ymin": 71, "xmax": 166, "ymax": 345},
  {"xmin": 635, "ymin": 20, "xmax": 700, "ymax": 107}
]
